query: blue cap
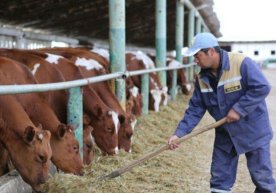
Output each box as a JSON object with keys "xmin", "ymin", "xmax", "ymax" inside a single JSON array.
[{"xmin": 183, "ymin": 32, "xmax": 219, "ymax": 56}]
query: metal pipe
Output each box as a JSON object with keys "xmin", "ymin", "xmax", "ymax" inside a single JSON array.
[
  {"xmin": 0, "ymin": 64, "xmax": 195, "ymax": 95},
  {"xmin": 155, "ymin": 0, "xmax": 167, "ymax": 86},
  {"xmin": 141, "ymin": 74, "xmax": 149, "ymax": 115},
  {"xmin": 188, "ymin": 9, "xmax": 195, "ymax": 81},
  {"xmin": 173, "ymin": 0, "xmax": 185, "ymax": 100},
  {"xmin": 109, "ymin": 0, "xmax": 126, "ymax": 109},
  {"xmin": 179, "ymin": 0, "xmax": 209, "ymax": 31},
  {"xmin": 67, "ymin": 87, "xmax": 83, "ymax": 160}
]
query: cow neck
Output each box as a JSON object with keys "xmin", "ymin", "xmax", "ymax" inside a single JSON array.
[
  {"xmin": 82, "ymin": 86, "xmax": 112, "ymax": 118},
  {"xmin": 0, "ymin": 95, "xmax": 35, "ymax": 139}
]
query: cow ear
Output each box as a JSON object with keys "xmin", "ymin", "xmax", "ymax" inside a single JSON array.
[
  {"xmin": 23, "ymin": 126, "xmax": 35, "ymax": 144},
  {"xmin": 118, "ymin": 114, "xmax": 125, "ymax": 124},
  {"xmin": 56, "ymin": 124, "xmax": 66, "ymax": 139}
]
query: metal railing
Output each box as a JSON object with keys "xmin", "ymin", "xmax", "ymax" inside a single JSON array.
[{"xmin": 0, "ymin": 62, "xmax": 196, "ymax": 157}]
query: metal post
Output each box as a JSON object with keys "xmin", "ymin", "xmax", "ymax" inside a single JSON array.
[
  {"xmin": 109, "ymin": 0, "xmax": 126, "ymax": 110},
  {"xmin": 194, "ymin": 16, "xmax": 202, "ymax": 74},
  {"xmin": 16, "ymin": 34, "xmax": 26, "ymax": 49},
  {"xmin": 173, "ymin": 0, "xmax": 184, "ymax": 100},
  {"xmin": 155, "ymin": 0, "xmax": 167, "ymax": 86},
  {"xmin": 188, "ymin": 9, "xmax": 195, "ymax": 82},
  {"xmin": 141, "ymin": 74, "xmax": 149, "ymax": 115},
  {"xmin": 196, "ymin": 16, "xmax": 202, "ymax": 34},
  {"xmin": 67, "ymin": 87, "xmax": 83, "ymax": 159}
]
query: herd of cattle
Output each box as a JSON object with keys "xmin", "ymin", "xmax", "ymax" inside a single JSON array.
[{"xmin": 0, "ymin": 47, "xmax": 191, "ymax": 191}]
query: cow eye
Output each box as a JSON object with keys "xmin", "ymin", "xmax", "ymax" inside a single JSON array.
[
  {"xmin": 107, "ymin": 128, "xmax": 113, "ymax": 133},
  {"xmin": 74, "ymin": 146, "xmax": 79, "ymax": 154},
  {"xmin": 126, "ymin": 132, "xmax": 132, "ymax": 139}
]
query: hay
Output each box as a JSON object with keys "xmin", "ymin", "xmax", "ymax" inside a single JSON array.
[{"xmin": 42, "ymin": 94, "xmax": 257, "ymax": 193}]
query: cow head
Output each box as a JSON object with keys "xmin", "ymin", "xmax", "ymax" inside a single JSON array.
[
  {"xmin": 5, "ymin": 126, "xmax": 52, "ymax": 192},
  {"xmin": 118, "ymin": 113, "xmax": 135, "ymax": 153},
  {"xmin": 126, "ymin": 86, "xmax": 143, "ymax": 117},
  {"xmin": 82, "ymin": 114, "xmax": 94, "ymax": 165},
  {"xmin": 50, "ymin": 124, "xmax": 84, "ymax": 175},
  {"xmin": 177, "ymin": 68, "xmax": 192, "ymax": 95},
  {"xmin": 91, "ymin": 106, "xmax": 119, "ymax": 155}
]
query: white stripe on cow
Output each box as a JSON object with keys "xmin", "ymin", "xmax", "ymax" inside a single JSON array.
[
  {"xmin": 150, "ymin": 77, "xmax": 159, "ymax": 89},
  {"xmin": 168, "ymin": 59, "xmax": 182, "ymax": 68},
  {"xmin": 127, "ymin": 50, "xmax": 155, "ymax": 69},
  {"xmin": 91, "ymin": 48, "xmax": 110, "ymax": 62},
  {"xmin": 75, "ymin": 57, "xmax": 103, "ymax": 71},
  {"xmin": 131, "ymin": 118, "xmax": 137, "ymax": 131},
  {"xmin": 129, "ymin": 86, "xmax": 139, "ymax": 98},
  {"xmin": 186, "ymin": 83, "xmax": 192, "ymax": 92},
  {"xmin": 108, "ymin": 111, "xmax": 119, "ymax": 135},
  {"xmin": 162, "ymin": 86, "xmax": 169, "ymax": 106},
  {"xmin": 45, "ymin": 53, "xmax": 64, "ymax": 64},
  {"xmin": 31, "ymin": 63, "xmax": 40, "ymax": 75},
  {"xmin": 109, "ymin": 110, "xmax": 119, "ymax": 154},
  {"xmin": 150, "ymin": 89, "xmax": 162, "ymax": 112}
]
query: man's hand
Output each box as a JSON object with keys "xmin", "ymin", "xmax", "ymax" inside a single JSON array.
[
  {"xmin": 226, "ymin": 108, "xmax": 240, "ymax": 123},
  {"xmin": 168, "ymin": 135, "xmax": 180, "ymax": 150}
]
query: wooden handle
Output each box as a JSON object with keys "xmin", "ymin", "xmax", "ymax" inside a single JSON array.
[{"xmin": 98, "ymin": 117, "xmax": 227, "ymax": 180}]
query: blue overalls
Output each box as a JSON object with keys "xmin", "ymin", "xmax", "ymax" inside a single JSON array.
[{"xmin": 174, "ymin": 50, "xmax": 276, "ymax": 193}]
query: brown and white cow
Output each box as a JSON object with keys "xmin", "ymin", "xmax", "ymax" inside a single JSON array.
[
  {"xmin": 30, "ymin": 50, "xmax": 120, "ymax": 156},
  {"xmin": 36, "ymin": 47, "xmax": 135, "ymax": 153},
  {"xmin": 0, "ymin": 52, "xmax": 84, "ymax": 175},
  {"xmin": 125, "ymin": 77, "xmax": 143, "ymax": 117},
  {"xmin": 90, "ymin": 47, "xmax": 143, "ymax": 117},
  {"xmin": 166, "ymin": 56, "xmax": 192, "ymax": 95},
  {"xmin": 126, "ymin": 51, "xmax": 168, "ymax": 112},
  {"xmin": 0, "ymin": 59, "xmax": 52, "ymax": 191},
  {"xmin": 82, "ymin": 114, "xmax": 94, "ymax": 165}
]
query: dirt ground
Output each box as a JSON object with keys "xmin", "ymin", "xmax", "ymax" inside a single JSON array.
[{"xmin": 43, "ymin": 68, "xmax": 276, "ymax": 193}]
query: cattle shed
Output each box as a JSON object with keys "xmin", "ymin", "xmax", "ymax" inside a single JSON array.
[
  {"xmin": 0, "ymin": 0, "xmax": 221, "ymax": 50},
  {"xmin": 0, "ymin": 1, "xmax": 222, "ymax": 193}
]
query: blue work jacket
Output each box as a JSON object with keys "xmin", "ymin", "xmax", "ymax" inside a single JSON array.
[{"xmin": 175, "ymin": 50, "xmax": 273, "ymax": 154}]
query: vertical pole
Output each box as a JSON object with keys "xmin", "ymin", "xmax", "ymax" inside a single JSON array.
[
  {"xmin": 196, "ymin": 17, "xmax": 202, "ymax": 34},
  {"xmin": 195, "ymin": 16, "xmax": 202, "ymax": 74},
  {"xmin": 155, "ymin": 0, "xmax": 167, "ymax": 86},
  {"xmin": 109, "ymin": 0, "xmax": 126, "ymax": 110},
  {"xmin": 16, "ymin": 33, "xmax": 26, "ymax": 49},
  {"xmin": 188, "ymin": 9, "xmax": 195, "ymax": 82},
  {"xmin": 67, "ymin": 87, "xmax": 83, "ymax": 159},
  {"xmin": 141, "ymin": 74, "xmax": 149, "ymax": 115},
  {"xmin": 173, "ymin": 0, "xmax": 184, "ymax": 100}
]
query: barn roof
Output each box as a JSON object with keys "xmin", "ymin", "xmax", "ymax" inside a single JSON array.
[{"xmin": 0, "ymin": 0, "xmax": 221, "ymax": 50}]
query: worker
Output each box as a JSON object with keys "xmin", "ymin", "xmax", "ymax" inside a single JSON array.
[{"xmin": 168, "ymin": 32, "xmax": 276, "ymax": 193}]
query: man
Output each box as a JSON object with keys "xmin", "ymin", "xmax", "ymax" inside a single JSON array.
[{"xmin": 168, "ymin": 32, "xmax": 276, "ymax": 193}]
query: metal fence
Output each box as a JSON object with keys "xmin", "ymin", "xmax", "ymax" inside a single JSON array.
[{"xmin": 0, "ymin": 62, "xmax": 195, "ymax": 157}]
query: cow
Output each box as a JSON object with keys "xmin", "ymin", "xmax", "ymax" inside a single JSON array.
[
  {"xmin": 125, "ymin": 77, "xmax": 143, "ymax": 117},
  {"xmin": 0, "ymin": 52, "xmax": 84, "ymax": 175},
  {"xmin": 166, "ymin": 56, "xmax": 192, "ymax": 95},
  {"xmin": 0, "ymin": 48, "xmax": 68, "ymax": 122},
  {"xmin": 126, "ymin": 51, "xmax": 168, "ymax": 112},
  {"xmin": 0, "ymin": 143, "xmax": 10, "ymax": 176},
  {"xmin": 0, "ymin": 59, "xmax": 52, "ymax": 191},
  {"xmin": 82, "ymin": 114, "xmax": 94, "ymax": 165},
  {"xmin": 91, "ymin": 47, "xmax": 143, "ymax": 117},
  {"xmin": 28, "ymin": 50, "xmax": 120, "ymax": 156},
  {"xmin": 36, "ymin": 47, "xmax": 135, "ymax": 153}
]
